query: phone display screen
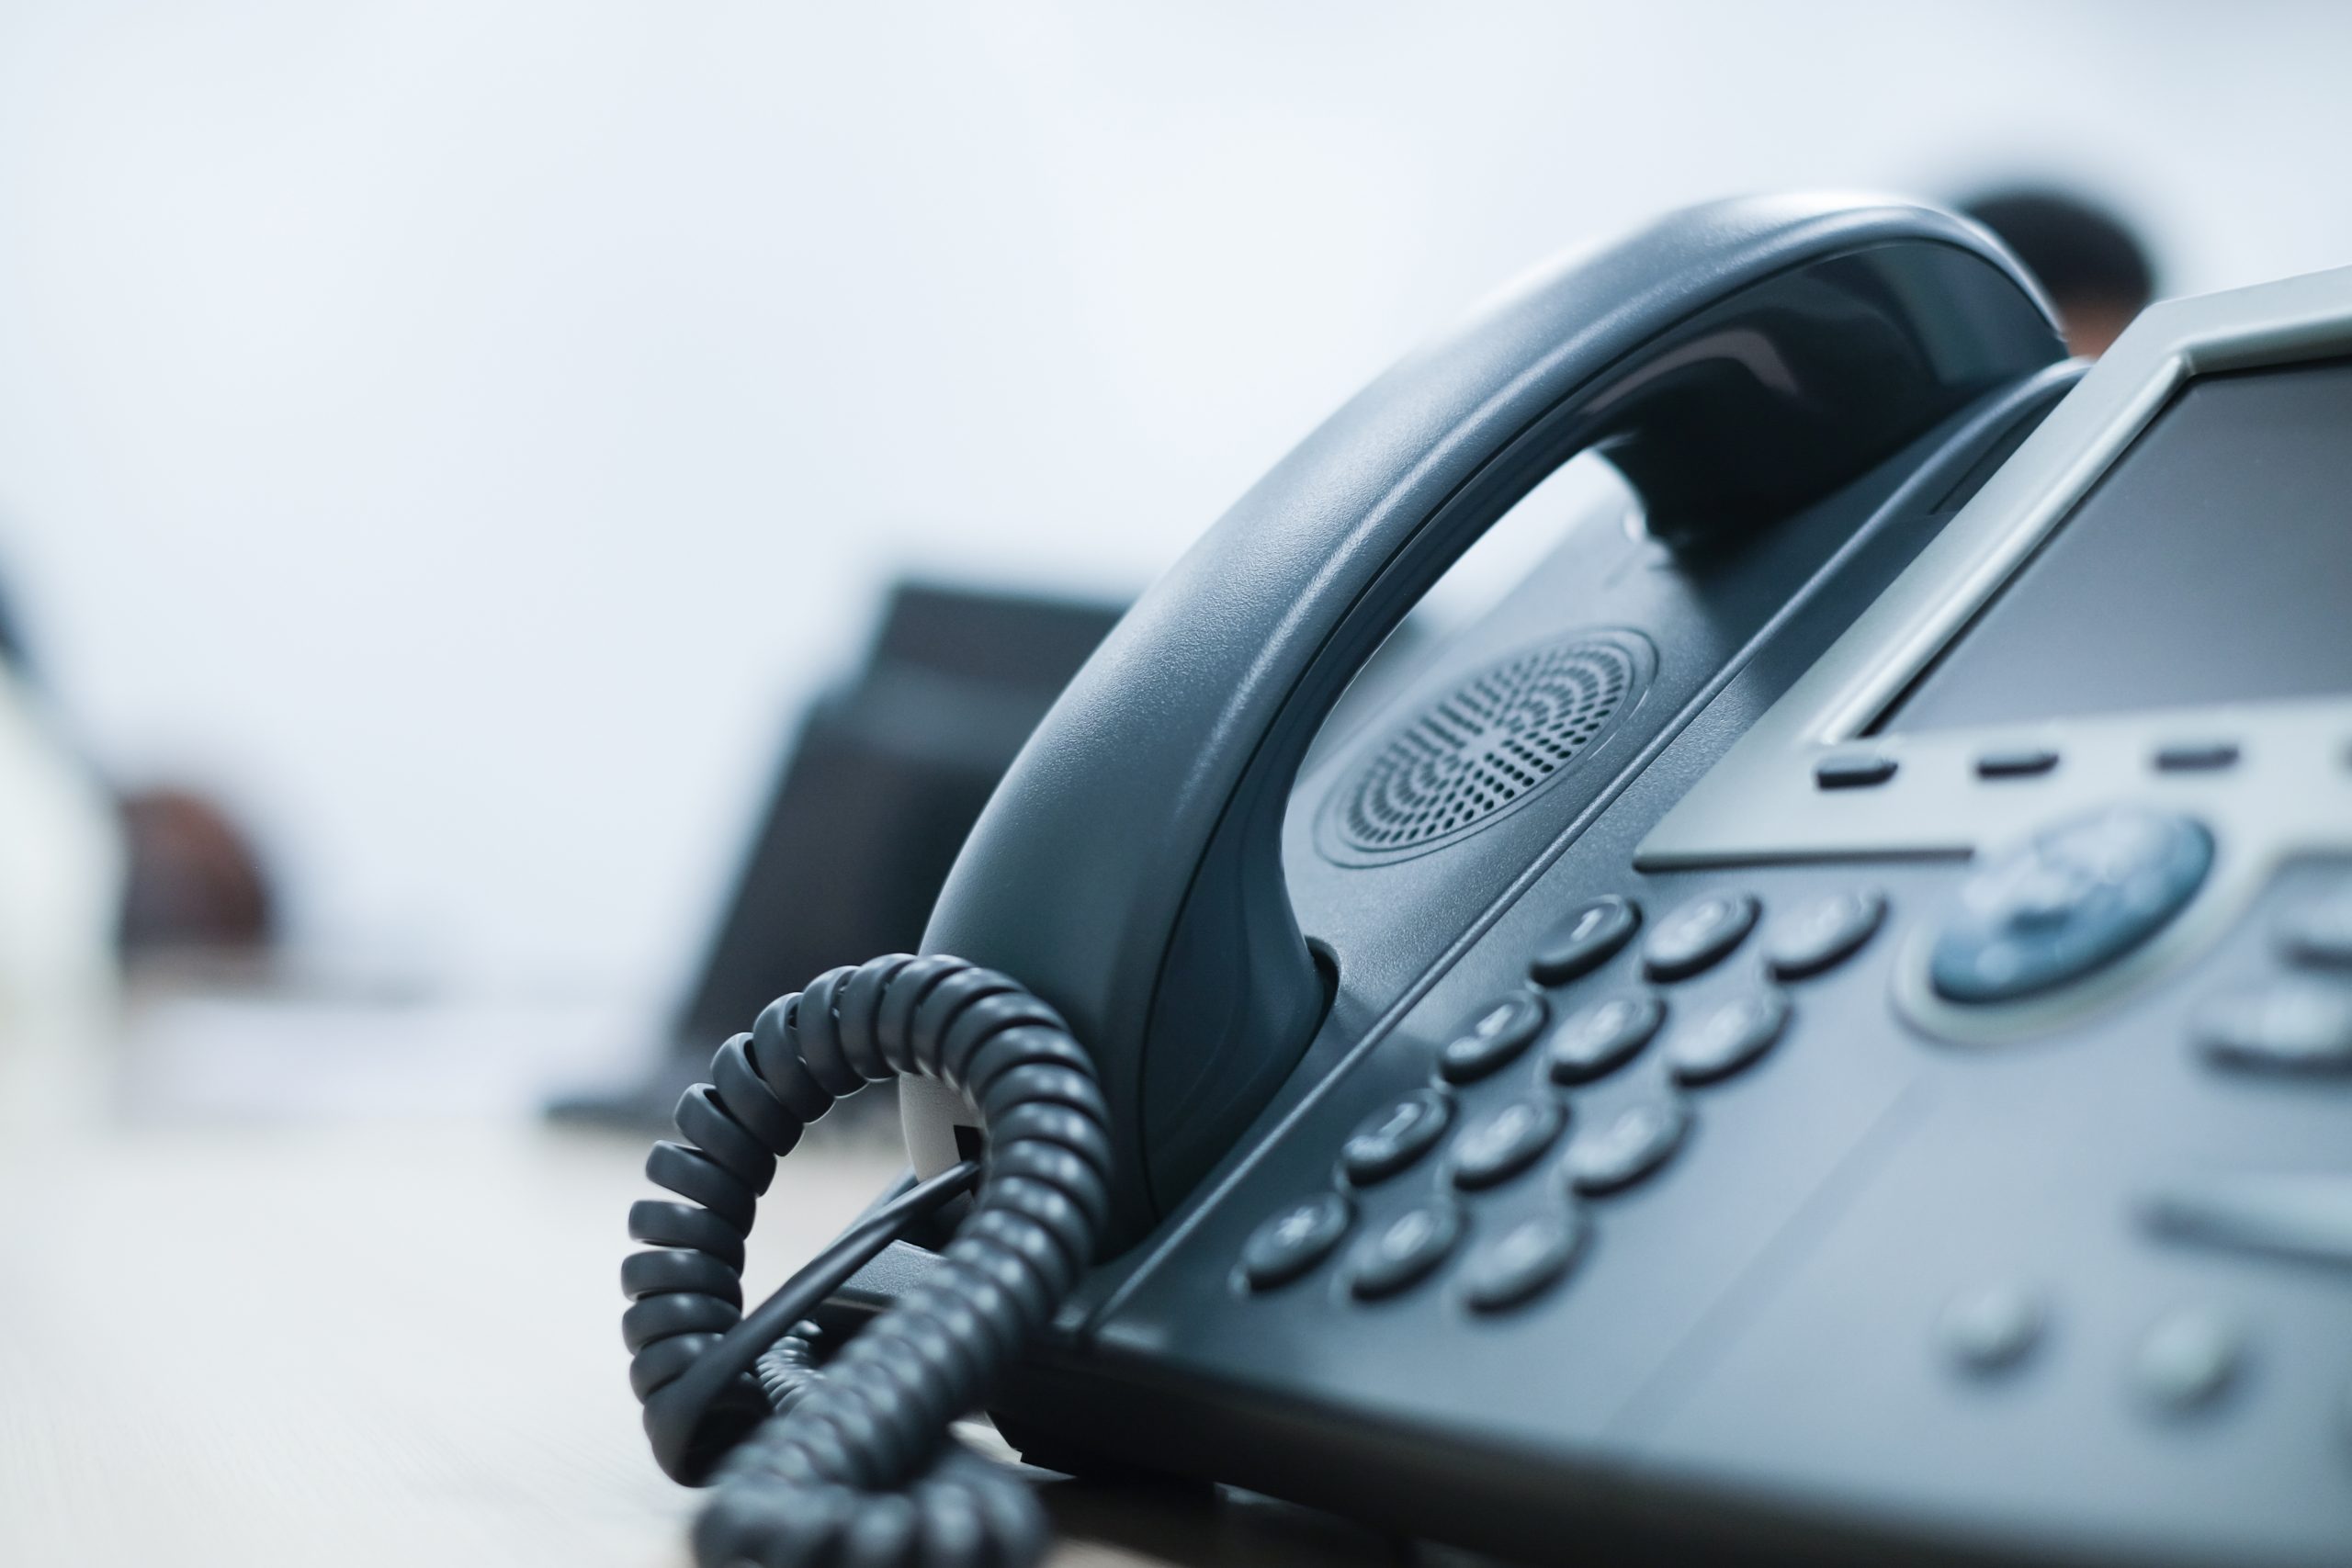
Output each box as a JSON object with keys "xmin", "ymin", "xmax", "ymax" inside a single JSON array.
[{"xmin": 1877, "ymin": 357, "xmax": 2352, "ymax": 732}]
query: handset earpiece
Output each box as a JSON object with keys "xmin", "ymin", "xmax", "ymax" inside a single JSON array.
[{"xmin": 910, "ymin": 193, "xmax": 2061, "ymax": 1249}]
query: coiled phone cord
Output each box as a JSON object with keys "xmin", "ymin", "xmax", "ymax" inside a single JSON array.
[{"xmin": 620, "ymin": 953, "xmax": 1113, "ymax": 1568}]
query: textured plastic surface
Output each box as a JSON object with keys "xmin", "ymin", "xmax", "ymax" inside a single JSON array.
[{"xmin": 915, "ymin": 195, "xmax": 2060, "ymax": 1247}]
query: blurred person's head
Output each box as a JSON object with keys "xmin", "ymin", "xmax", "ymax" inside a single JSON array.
[{"xmin": 1961, "ymin": 186, "xmax": 2158, "ymax": 357}]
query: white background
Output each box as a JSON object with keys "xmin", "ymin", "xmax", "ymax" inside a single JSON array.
[{"xmin": 2, "ymin": 1, "xmax": 2347, "ymax": 1010}]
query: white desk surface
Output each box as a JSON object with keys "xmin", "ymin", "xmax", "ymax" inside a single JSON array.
[{"xmin": 0, "ymin": 989, "xmax": 1427, "ymax": 1568}]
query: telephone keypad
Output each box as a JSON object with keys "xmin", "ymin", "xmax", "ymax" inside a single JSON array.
[
  {"xmin": 1437, "ymin": 992, "xmax": 1550, "ymax": 1084},
  {"xmin": 1462, "ymin": 1211, "xmax": 1588, "ymax": 1314},
  {"xmin": 1345, "ymin": 1198, "xmax": 1465, "ymax": 1301},
  {"xmin": 1239, "ymin": 1193, "xmax": 1353, "ymax": 1292},
  {"xmin": 1641, "ymin": 892, "xmax": 1761, "ymax": 981},
  {"xmin": 1448, "ymin": 1097, "xmax": 1568, "ymax": 1191},
  {"xmin": 1667, "ymin": 989, "xmax": 1792, "ymax": 1086},
  {"xmin": 1340, "ymin": 1089, "xmax": 1453, "ymax": 1187},
  {"xmin": 1528, "ymin": 895, "xmax": 1641, "ymax": 986},
  {"xmin": 1561, "ymin": 1099, "xmax": 1690, "ymax": 1196},
  {"xmin": 1763, "ymin": 890, "xmax": 1886, "ymax": 981},
  {"xmin": 1543, "ymin": 992, "xmax": 1666, "ymax": 1085}
]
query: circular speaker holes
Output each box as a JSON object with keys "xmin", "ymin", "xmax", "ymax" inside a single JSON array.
[{"xmin": 1321, "ymin": 631, "xmax": 1653, "ymax": 863}]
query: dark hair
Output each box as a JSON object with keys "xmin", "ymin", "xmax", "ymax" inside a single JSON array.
[{"xmin": 1961, "ymin": 187, "xmax": 2157, "ymax": 310}]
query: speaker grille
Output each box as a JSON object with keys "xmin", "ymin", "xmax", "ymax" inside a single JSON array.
[{"xmin": 1326, "ymin": 632, "xmax": 1651, "ymax": 862}]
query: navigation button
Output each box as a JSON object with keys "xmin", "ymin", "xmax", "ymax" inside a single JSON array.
[
  {"xmin": 1643, "ymin": 893, "xmax": 1760, "ymax": 982},
  {"xmin": 2195, "ymin": 983, "xmax": 2352, "ymax": 1075},
  {"xmin": 1765, "ymin": 890, "xmax": 1886, "ymax": 981},
  {"xmin": 1462, "ymin": 1212, "xmax": 1587, "ymax": 1313},
  {"xmin": 1240, "ymin": 1194, "xmax": 1352, "ymax": 1291},
  {"xmin": 1437, "ymin": 993, "xmax": 1549, "ymax": 1084},
  {"xmin": 1668, "ymin": 990, "xmax": 1792, "ymax": 1086},
  {"xmin": 1345, "ymin": 1198, "xmax": 1464, "ymax": 1300},
  {"xmin": 1928, "ymin": 807, "xmax": 2211, "ymax": 1004},
  {"xmin": 1544, "ymin": 993, "xmax": 1666, "ymax": 1085},
  {"xmin": 1340, "ymin": 1090, "xmax": 1453, "ymax": 1187},
  {"xmin": 1529, "ymin": 896, "xmax": 1641, "ymax": 986}
]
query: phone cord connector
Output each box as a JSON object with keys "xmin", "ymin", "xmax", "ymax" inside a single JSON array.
[{"xmin": 621, "ymin": 953, "xmax": 1112, "ymax": 1568}]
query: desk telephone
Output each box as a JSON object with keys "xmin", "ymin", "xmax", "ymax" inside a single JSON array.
[{"xmin": 619, "ymin": 195, "xmax": 2352, "ymax": 1566}]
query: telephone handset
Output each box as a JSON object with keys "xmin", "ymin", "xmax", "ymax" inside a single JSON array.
[{"xmin": 624, "ymin": 194, "xmax": 2352, "ymax": 1567}]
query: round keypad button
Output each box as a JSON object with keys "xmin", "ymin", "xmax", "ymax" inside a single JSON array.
[
  {"xmin": 1240, "ymin": 1193, "xmax": 1352, "ymax": 1291},
  {"xmin": 1345, "ymin": 1198, "xmax": 1465, "ymax": 1301},
  {"xmin": 1643, "ymin": 892, "xmax": 1761, "ymax": 982},
  {"xmin": 1939, "ymin": 1282, "xmax": 2047, "ymax": 1375},
  {"xmin": 1562, "ymin": 1099, "xmax": 1690, "ymax": 1196},
  {"xmin": 1437, "ymin": 993, "xmax": 1549, "ymax": 1084},
  {"xmin": 1668, "ymin": 990, "xmax": 1792, "ymax": 1086},
  {"xmin": 1544, "ymin": 993, "xmax": 1666, "ymax": 1086},
  {"xmin": 2132, "ymin": 1307, "xmax": 2245, "ymax": 1415},
  {"xmin": 1340, "ymin": 1089, "xmax": 1453, "ymax": 1186},
  {"xmin": 1462, "ymin": 1211, "xmax": 1588, "ymax": 1313},
  {"xmin": 1529, "ymin": 896, "xmax": 1641, "ymax": 986},
  {"xmin": 1449, "ymin": 1097, "xmax": 1568, "ymax": 1190},
  {"xmin": 1765, "ymin": 890, "xmax": 1886, "ymax": 981}
]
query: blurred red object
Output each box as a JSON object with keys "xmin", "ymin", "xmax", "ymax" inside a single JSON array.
[{"xmin": 117, "ymin": 787, "xmax": 274, "ymax": 953}]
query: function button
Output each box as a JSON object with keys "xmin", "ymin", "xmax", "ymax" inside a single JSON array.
[
  {"xmin": 1642, "ymin": 892, "xmax": 1761, "ymax": 982},
  {"xmin": 1437, "ymin": 993, "xmax": 1549, "ymax": 1084},
  {"xmin": 2154, "ymin": 739, "xmax": 2240, "ymax": 773},
  {"xmin": 1240, "ymin": 1193, "xmax": 1352, "ymax": 1291},
  {"xmin": 2144, "ymin": 1173, "xmax": 2352, "ymax": 1269},
  {"xmin": 1764, "ymin": 890, "xmax": 1887, "ymax": 981},
  {"xmin": 1345, "ymin": 1197, "xmax": 1464, "ymax": 1301},
  {"xmin": 1462, "ymin": 1211, "xmax": 1588, "ymax": 1313},
  {"xmin": 2132, "ymin": 1308, "xmax": 2245, "ymax": 1415},
  {"xmin": 1976, "ymin": 746, "xmax": 2059, "ymax": 780},
  {"xmin": 2278, "ymin": 884, "xmax": 2352, "ymax": 970},
  {"xmin": 1340, "ymin": 1089, "xmax": 1453, "ymax": 1187},
  {"xmin": 1668, "ymin": 989, "xmax": 1792, "ymax": 1086},
  {"xmin": 2195, "ymin": 983, "xmax": 2352, "ymax": 1075},
  {"xmin": 1562, "ymin": 1099, "xmax": 1689, "ymax": 1196},
  {"xmin": 1544, "ymin": 993, "xmax": 1666, "ymax": 1085},
  {"xmin": 1448, "ymin": 1097, "xmax": 1568, "ymax": 1191},
  {"xmin": 1815, "ymin": 751, "xmax": 1897, "ymax": 789},
  {"xmin": 1928, "ymin": 807, "xmax": 2212, "ymax": 1005},
  {"xmin": 1939, "ymin": 1282, "xmax": 2047, "ymax": 1375},
  {"xmin": 1529, "ymin": 895, "xmax": 1641, "ymax": 986}
]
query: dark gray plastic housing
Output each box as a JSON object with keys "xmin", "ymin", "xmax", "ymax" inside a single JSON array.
[{"xmin": 912, "ymin": 195, "xmax": 2061, "ymax": 1247}]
